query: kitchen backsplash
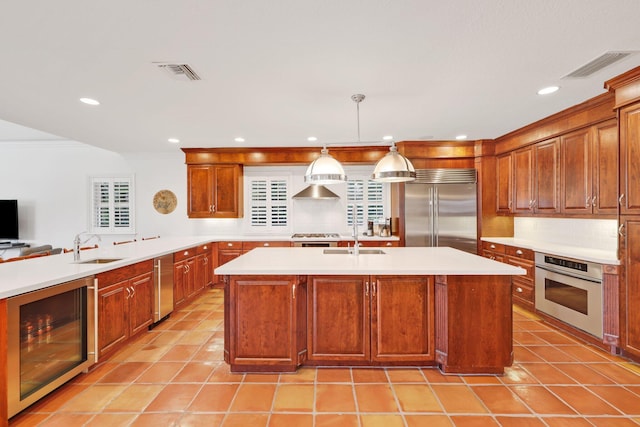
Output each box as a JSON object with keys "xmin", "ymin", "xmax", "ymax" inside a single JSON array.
[{"xmin": 514, "ymin": 217, "xmax": 618, "ymax": 253}]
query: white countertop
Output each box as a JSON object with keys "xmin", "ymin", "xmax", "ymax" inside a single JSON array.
[
  {"xmin": 214, "ymin": 247, "xmax": 526, "ymax": 276},
  {"xmin": 0, "ymin": 236, "xmax": 213, "ymax": 299},
  {"xmin": 480, "ymin": 237, "xmax": 619, "ymax": 265}
]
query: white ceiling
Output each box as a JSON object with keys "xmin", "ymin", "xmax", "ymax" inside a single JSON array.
[{"xmin": 0, "ymin": 1, "xmax": 639, "ymax": 153}]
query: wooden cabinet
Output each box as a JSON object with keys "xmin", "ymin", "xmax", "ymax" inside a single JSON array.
[
  {"xmin": 215, "ymin": 241, "xmax": 290, "ymax": 285},
  {"xmin": 187, "ymin": 164, "xmax": 243, "ymax": 218},
  {"xmin": 481, "ymin": 241, "xmax": 506, "ymax": 263},
  {"xmin": 307, "ymin": 275, "xmax": 434, "ymax": 364},
  {"xmin": 560, "ymin": 121, "xmax": 618, "ymax": 215},
  {"xmin": 338, "ymin": 240, "xmax": 400, "ymax": 248},
  {"xmin": 512, "ymin": 147, "xmax": 534, "ymax": 213},
  {"xmin": 225, "ymin": 275, "xmax": 307, "ymax": 372},
  {"xmin": 174, "ymin": 244, "xmax": 211, "ymax": 309},
  {"xmin": 482, "ymin": 241, "xmax": 534, "ymax": 311},
  {"xmin": 619, "ymin": 216, "xmax": 640, "ymax": 359},
  {"xmin": 242, "ymin": 241, "xmax": 291, "ymax": 252},
  {"xmin": 96, "ymin": 260, "xmax": 154, "ymax": 359},
  {"xmin": 533, "ymin": 139, "xmax": 559, "ymax": 214},
  {"xmin": 496, "ymin": 153, "xmax": 512, "ymax": 213},
  {"xmin": 619, "ymin": 103, "xmax": 640, "ymax": 215}
]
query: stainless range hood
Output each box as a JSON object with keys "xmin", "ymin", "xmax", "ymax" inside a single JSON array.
[{"xmin": 292, "ymin": 184, "xmax": 340, "ymax": 199}]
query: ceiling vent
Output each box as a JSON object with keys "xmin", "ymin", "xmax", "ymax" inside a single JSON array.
[
  {"xmin": 155, "ymin": 63, "xmax": 201, "ymax": 81},
  {"xmin": 564, "ymin": 51, "xmax": 636, "ymax": 79}
]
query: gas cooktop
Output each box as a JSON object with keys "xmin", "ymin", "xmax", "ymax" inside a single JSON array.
[{"xmin": 291, "ymin": 233, "xmax": 340, "ymax": 239}]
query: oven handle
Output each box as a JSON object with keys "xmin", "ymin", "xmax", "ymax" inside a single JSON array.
[
  {"xmin": 534, "ymin": 265, "xmax": 602, "ymax": 285},
  {"xmin": 88, "ymin": 278, "xmax": 99, "ymax": 364}
]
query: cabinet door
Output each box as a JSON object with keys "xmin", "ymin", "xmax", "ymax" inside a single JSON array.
[
  {"xmin": 173, "ymin": 261, "xmax": 186, "ymax": 308},
  {"xmin": 187, "ymin": 165, "xmax": 214, "ymax": 218},
  {"xmin": 371, "ymin": 276, "xmax": 434, "ymax": 362},
  {"xmin": 534, "ymin": 139, "xmax": 559, "ymax": 213},
  {"xmin": 195, "ymin": 253, "xmax": 209, "ymax": 293},
  {"xmin": 97, "ymin": 281, "xmax": 128, "ymax": 358},
  {"xmin": 129, "ymin": 272, "xmax": 154, "ymax": 336},
  {"xmin": 512, "ymin": 147, "xmax": 534, "ymax": 213},
  {"xmin": 620, "ymin": 103, "xmax": 640, "ymax": 215},
  {"xmin": 592, "ymin": 120, "xmax": 618, "ymax": 215},
  {"xmin": 496, "ymin": 153, "xmax": 512, "ymax": 213},
  {"xmin": 620, "ymin": 216, "xmax": 640, "ymax": 358},
  {"xmin": 212, "ymin": 164, "xmax": 243, "ymax": 218},
  {"xmin": 307, "ymin": 275, "xmax": 370, "ymax": 361},
  {"xmin": 561, "ymin": 130, "xmax": 591, "ymax": 214},
  {"xmin": 185, "ymin": 257, "xmax": 196, "ymax": 298},
  {"xmin": 229, "ymin": 275, "xmax": 298, "ymax": 366}
]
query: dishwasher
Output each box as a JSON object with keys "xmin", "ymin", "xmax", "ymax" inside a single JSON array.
[{"xmin": 153, "ymin": 254, "xmax": 174, "ymax": 324}]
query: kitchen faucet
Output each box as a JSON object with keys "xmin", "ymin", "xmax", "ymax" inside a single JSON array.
[
  {"xmin": 73, "ymin": 232, "xmax": 101, "ymax": 261},
  {"xmin": 352, "ymin": 205, "xmax": 360, "ymax": 256}
]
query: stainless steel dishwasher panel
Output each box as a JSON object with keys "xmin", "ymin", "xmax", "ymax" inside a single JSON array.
[{"xmin": 154, "ymin": 254, "xmax": 174, "ymax": 322}]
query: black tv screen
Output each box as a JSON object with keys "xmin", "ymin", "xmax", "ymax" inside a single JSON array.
[{"xmin": 0, "ymin": 200, "xmax": 19, "ymax": 240}]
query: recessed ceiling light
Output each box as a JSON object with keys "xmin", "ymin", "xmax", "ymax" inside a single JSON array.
[
  {"xmin": 537, "ymin": 86, "xmax": 559, "ymax": 95},
  {"xmin": 455, "ymin": 134, "xmax": 467, "ymax": 140},
  {"xmin": 80, "ymin": 97, "xmax": 100, "ymax": 106},
  {"xmin": 382, "ymin": 135, "xmax": 393, "ymax": 141},
  {"xmin": 307, "ymin": 136, "xmax": 318, "ymax": 142},
  {"xmin": 234, "ymin": 137, "xmax": 245, "ymax": 143},
  {"xmin": 168, "ymin": 138, "xmax": 180, "ymax": 144}
]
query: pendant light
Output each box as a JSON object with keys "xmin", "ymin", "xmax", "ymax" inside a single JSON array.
[
  {"xmin": 371, "ymin": 141, "xmax": 416, "ymax": 182},
  {"xmin": 304, "ymin": 145, "xmax": 346, "ymax": 184}
]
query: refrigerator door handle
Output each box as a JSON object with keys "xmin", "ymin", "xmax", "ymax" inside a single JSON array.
[{"xmin": 433, "ymin": 187, "xmax": 439, "ymax": 247}]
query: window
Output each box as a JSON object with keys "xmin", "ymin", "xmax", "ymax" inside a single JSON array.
[
  {"xmin": 346, "ymin": 175, "xmax": 386, "ymax": 227},
  {"xmin": 89, "ymin": 176, "xmax": 135, "ymax": 234},
  {"xmin": 246, "ymin": 175, "xmax": 290, "ymax": 231}
]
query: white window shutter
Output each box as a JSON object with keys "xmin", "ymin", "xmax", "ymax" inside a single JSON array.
[{"xmin": 89, "ymin": 176, "xmax": 135, "ymax": 234}]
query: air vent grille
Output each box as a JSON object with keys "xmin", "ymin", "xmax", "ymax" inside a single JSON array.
[
  {"xmin": 412, "ymin": 169, "xmax": 477, "ymax": 184},
  {"xmin": 564, "ymin": 52, "xmax": 635, "ymax": 79},
  {"xmin": 155, "ymin": 63, "xmax": 202, "ymax": 81}
]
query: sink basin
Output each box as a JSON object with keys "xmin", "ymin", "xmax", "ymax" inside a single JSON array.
[
  {"xmin": 76, "ymin": 258, "xmax": 123, "ymax": 264},
  {"xmin": 323, "ymin": 249, "xmax": 386, "ymax": 255}
]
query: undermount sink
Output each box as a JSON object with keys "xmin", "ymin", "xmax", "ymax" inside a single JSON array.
[
  {"xmin": 323, "ymin": 249, "xmax": 386, "ymax": 255},
  {"xmin": 76, "ymin": 258, "xmax": 123, "ymax": 264}
]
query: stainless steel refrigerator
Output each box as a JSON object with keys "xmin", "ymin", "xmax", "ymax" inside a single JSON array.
[{"xmin": 404, "ymin": 169, "xmax": 478, "ymax": 254}]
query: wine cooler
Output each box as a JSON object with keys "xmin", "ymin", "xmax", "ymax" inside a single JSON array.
[{"xmin": 7, "ymin": 277, "xmax": 96, "ymax": 417}]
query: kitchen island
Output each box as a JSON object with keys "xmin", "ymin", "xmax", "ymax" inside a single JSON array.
[{"xmin": 215, "ymin": 246, "xmax": 525, "ymax": 375}]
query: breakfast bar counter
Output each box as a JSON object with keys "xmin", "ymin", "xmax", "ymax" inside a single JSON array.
[{"xmin": 215, "ymin": 247, "xmax": 525, "ymax": 375}]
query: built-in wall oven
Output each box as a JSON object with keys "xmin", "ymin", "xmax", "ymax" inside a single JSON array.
[
  {"xmin": 7, "ymin": 277, "xmax": 96, "ymax": 418},
  {"xmin": 535, "ymin": 253, "xmax": 603, "ymax": 339}
]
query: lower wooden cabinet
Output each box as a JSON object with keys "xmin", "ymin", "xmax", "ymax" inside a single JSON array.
[
  {"xmin": 96, "ymin": 260, "xmax": 154, "ymax": 360},
  {"xmin": 619, "ymin": 216, "xmax": 640, "ymax": 359},
  {"xmin": 174, "ymin": 244, "xmax": 212, "ymax": 309},
  {"xmin": 307, "ymin": 275, "xmax": 434, "ymax": 364}
]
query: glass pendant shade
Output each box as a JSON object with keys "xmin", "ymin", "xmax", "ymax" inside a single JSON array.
[
  {"xmin": 371, "ymin": 144, "xmax": 416, "ymax": 182},
  {"xmin": 304, "ymin": 147, "xmax": 347, "ymax": 184}
]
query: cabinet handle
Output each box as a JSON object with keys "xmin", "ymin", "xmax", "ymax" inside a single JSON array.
[
  {"xmin": 203, "ymin": 256, "xmax": 208, "ymax": 264},
  {"xmin": 184, "ymin": 264, "xmax": 190, "ymax": 274},
  {"xmin": 490, "ymin": 244, "xmax": 496, "ymax": 249},
  {"xmin": 619, "ymin": 223, "xmax": 625, "ymax": 237},
  {"xmin": 209, "ymin": 205, "xmax": 213, "ymax": 212},
  {"xmin": 212, "ymin": 204, "xmax": 216, "ymax": 212},
  {"xmin": 372, "ymin": 281, "xmax": 377, "ymax": 297},
  {"xmin": 227, "ymin": 242, "xmax": 233, "ymax": 247},
  {"xmin": 125, "ymin": 287, "xmax": 131, "ymax": 299},
  {"xmin": 591, "ymin": 195, "xmax": 596, "ymax": 207},
  {"xmin": 386, "ymin": 242, "xmax": 392, "ymax": 246},
  {"xmin": 528, "ymin": 200, "xmax": 533, "ymax": 209},
  {"xmin": 490, "ymin": 255, "xmax": 496, "ymax": 260},
  {"xmin": 365, "ymin": 281, "xmax": 369, "ymax": 297},
  {"xmin": 516, "ymin": 287, "xmax": 523, "ymax": 293},
  {"xmin": 264, "ymin": 243, "xmax": 270, "ymax": 247},
  {"xmin": 130, "ymin": 286, "xmax": 135, "ymax": 298},
  {"xmin": 508, "ymin": 200, "xmax": 512, "ymax": 209},
  {"xmin": 585, "ymin": 196, "xmax": 591, "ymax": 208},
  {"xmin": 292, "ymin": 284, "xmax": 296, "ymax": 300},
  {"xmin": 619, "ymin": 193, "xmax": 625, "ymax": 206},
  {"xmin": 515, "ymin": 249, "xmax": 523, "ymax": 256}
]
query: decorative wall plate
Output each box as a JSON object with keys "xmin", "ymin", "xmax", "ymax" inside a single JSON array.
[{"xmin": 153, "ymin": 190, "xmax": 177, "ymax": 214}]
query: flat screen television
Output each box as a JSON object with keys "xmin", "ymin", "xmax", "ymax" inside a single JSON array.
[{"xmin": 0, "ymin": 200, "xmax": 19, "ymax": 240}]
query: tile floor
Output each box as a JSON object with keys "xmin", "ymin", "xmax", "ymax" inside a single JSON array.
[{"xmin": 9, "ymin": 288, "xmax": 640, "ymax": 427}]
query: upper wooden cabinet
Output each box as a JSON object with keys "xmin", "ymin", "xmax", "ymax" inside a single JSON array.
[
  {"xmin": 620, "ymin": 103, "xmax": 640, "ymax": 215},
  {"xmin": 512, "ymin": 147, "xmax": 534, "ymax": 213},
  {"xmin": 187, "ymin": 164, "xmax": 243, "ymax": 218},
  {"xmin": 533, "ymin": 139, "xmax": 559, "ymax": 214},
  {"xmin": 496, "ymin": 153, "xmax": 512, "ymax": 213},
  {"xmin": 560, "ymin": 121, "xmax": 618, "ymax": 215}
]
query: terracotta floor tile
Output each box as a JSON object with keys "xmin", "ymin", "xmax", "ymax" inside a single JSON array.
[
  {"xmin": 393, "ymin": 384, "xmax": 442, "ymax": 412},
  {"xmin": 430, "ymin": 384, "xmax": 488, "ymax": 413},
  {"xmin": 191, "ymin": 343, "xmax": 224, "ymax": 362},
  {"xmin": 278, "ymin": 367, "xmax": 316, "ymax": 383},
  {"xmin": 148, "ymin": 329, "xmax": 185, "ymax": 345},
  {"xmin": 587, "ymin": 385, "xmax": 640, "ymax": 414},
  {"xmin": 360, "ymin": 414, "xmax": 405, "ymax": 427},
  {"xmin": 448, "ymin": 415, "xmax": 500, "ymax": 426},
  {"xmin": 84, "ymin": 413, "xmax": 138, "ymax": 426},
  {"xmin": 421, "ymin": 368, "xmax": 464, "ymax": 383},
  {"xmin": 177, "ymin": 330, "xmax": 215, "ymax": 345},
  {"xmin": 268, "ymin": 413, "xmax": 313, "ymax": 427},
  {"xmin": 28, "ymin": 413, "xmax": 94, "ymax": 426},
  {"xmin": 495, "ymin": 416, "xmax": 547, "ymax": 427},
  {"xmin": 385, "ymin": 368, "xmax": 426, "ymax": 383},
  {"xmin": 173, "ymin": 361, "xmax": 216, "ymax": 382},
  {"xmin": 58, "ymin": 384, "xmax": 127, "ymax": 412},
  {"xmin": 230, "ymin": 383, "xmax": 277, "ymax": 411},
  {"xmin": 220, "ymin": 413, "xmax": 269, "ymax": 427},
  {"xmin": 20, "ymin": 383, "xmax": 89, "ymax": 413},
  {"xmin": 547, "ymin": 385, "xmax": 621, "ymax": 415},
  {"xmin": 526, "ymin": 345, "xmax": 578, "ymax": 363},
  {"xmin": 471, "ymin": 385, "xmax": 531, "ymax": 414},
  {"xmin": 531, "ymin": 330, "xmax": 580, "ymax": 345},
  {"xmin": 188, "ymin": 383, "xmax": 239, "ymax": 412},
  {"xmin": 462, "ymin": 375, "xmax": 502, "ymax": 385},
  {"xmin": 208, "ymin": 363, "xmax": 244, "ymax": 383},
  {"xmin": 7, "ymin": 413, "xmax": 51, "ymax": 426},
  {"xmin": 135, "ymin": 361, "xmax": 185, "ymax": 383},
  {"xmin": 404, "ymin": 415, "xmax": 453, "ymax": 427},
  {"xmin": 167, "ymin": 319, "xmax": 202, "ymax": 331},
  {"xmin": 104, "ymin": 384, "xmax": 164, "ymax": 412},
  {"xmin": 272, "ymin": 384, "xmax": 315, "ymax": 412},
  {"xmin": 315, "ymin": 384, "xmax": 357, "ymax": 412},
  {"xmin": 98, "ymin": 362, "xmax": 151, "ymax": 383},
  {"xmin": 589, "ymin": 363, "xmax": 640, "ymax": 384},
  {"xmin": 541, "ymin": 417, "xmax": 594, "ymax": 427},
  {"xmin": 130, "ymin": 412, "xmax": 183, "ymax": 427},
  {"xmin": 124, "ymin": 344, "xmax": 173, "ymax": 362},
  {"xmin": 352, "ymin": 368, "xmax": 389, "ymax": 383},
  {"xmin": 514, "ymin": 331, "xmax": 550, "ymax": 345},
  {"xmin": 555, "ymin": 345, "xmax": 615, "ymax": 362},
  {"xmin": 354, "ymin": 384, "xmax": 398, "ymax": 412},
  {"xmin": 71, "ymin": 361, "xmax": 118, "ymax": 384},
  {"xmin": 145, "ymin": 383, "xmax": 202, "ymax": 412},
  {"xmin": 315, "ymin": 414, "xmax": 360, "ymax": 427},
  {"xmin": 511, "ymin": 385, "xmax": 577, "ymax": 415},
  {"xmin": 520, "ymin": 362, "xmax": 578, "ymax": 384},
  {"xmin": 243, "ymin": 373, "xmax": 280, "ymax": 383},
  {"xmin": 513, "ymin": 346, "xmax": 546, "ymax": 363},
  {"xmin": 177, "ymin": 413, "xmax": 224, "ymax": 427},
  {"xmin": 500, "ymin": 365, "xmax": 540, "ymax": 385},
  {"xmin": 159, "ymin": 344, "xmax": 200, "ymax": 362},
  {"xmin": 316, "ymin": 368, "xmax": 352, "ymax": 383},
  {"xmin": 587, "ymin": 418, "xmax": 640, "ymax": 427},
  {"xmin": 554, "ymin": 363, "xmax": 616, "ymax": 385}
]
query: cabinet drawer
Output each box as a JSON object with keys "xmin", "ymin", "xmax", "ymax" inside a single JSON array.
[
  {"xmin": 96, "ymin": 260, "xmax": 154, "ymax": 288},
  {"xmin": 174, "ymin": 247, "xmax": 197, "ymax": 262},
  {"xmin": 512, "ymin": 278, "xmax": 534, "ymax": 303},
  {"xmin": 482, "ymin": 241, "xmax": 505, "ymax": 253},
  {"xmin": 218, "ymin": 241, "xmax": 242, "ymax": 250},
  {"xmin": 505, "ymin": 245, "xmax": 534, "ymax": 260},
  {"xmin": 506, "ymin": 256, "xmax": 534, "ymax": 280},
  {"xmin": 197, "ymin": 243, "xmax": 213, "ymax": 254},
  {"xmin": 242, "ymin": 241, "xmax": 291, "ymax": 251}
]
